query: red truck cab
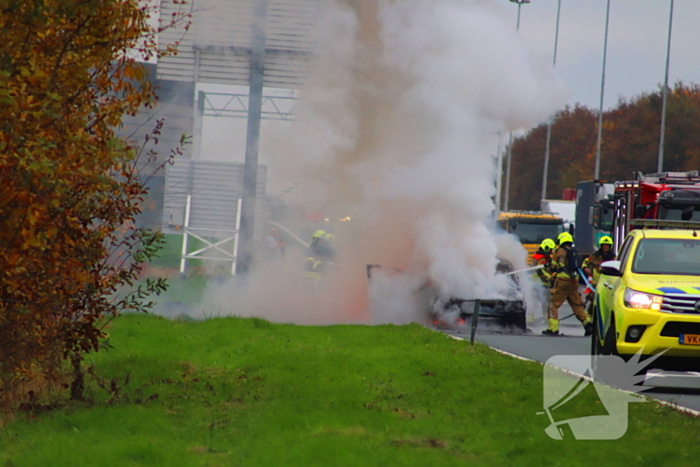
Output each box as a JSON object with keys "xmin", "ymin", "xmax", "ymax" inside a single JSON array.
[{"xmin": 611, "ymin": 172, "xmax": 700, "ymax": 249}]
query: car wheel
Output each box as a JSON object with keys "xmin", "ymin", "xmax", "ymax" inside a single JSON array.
[
  {"xmin": 591, "ymin": 305, "xmax": 605, "ymax": 379},
  {"xmin": 602, "ymin": 314, "xmax": 618, "ymax": 356},
  {"xmin": 593, "ymin": 311, "xmax": 621, "ymax": 385},
  {"xmin": 591, "ymin": 305, "xmax": 602, "ymax": 356}
]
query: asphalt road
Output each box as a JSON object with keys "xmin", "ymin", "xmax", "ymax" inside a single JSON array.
[{"xmin": 442, "ymin": 306, "xmax": 700, "ymax": 413}]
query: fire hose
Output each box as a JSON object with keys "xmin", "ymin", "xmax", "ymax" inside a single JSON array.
[
  {"xmin": 267, "ymin": 220, "xmax": 310, "ymax": 248},
  {"xmin": 502, "ymin": 264, "xmax": 543, "ymax": 276}
]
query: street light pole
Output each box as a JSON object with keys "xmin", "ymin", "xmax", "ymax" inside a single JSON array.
[
  {"xmin": 238, "ymin": 0, "xmax": 269, "ymax": 275},
  {"xmin": 541, "ymin": 0, "xmax": 562, "ymax": 204},
  {"xmin": 514, "ymin": 0, "xmax": 526, "ymax": 29},
  {"xmin": 594, "ymin": 0, "xmax": 611, "ymax": 180},
  {"xmin": 494, "ymin": 131, "xmax": 503, "ymax": 214},
  {"xmin": 504, "ymin": 133, "xmax": 513, "ymax": 211},
  {"xmin": 658, "ymin": 0, "xmax": 675, "ymax": 173},
  {"xmin": 504, "ymin": 0, "xmax": 530, "ymax": 211}
]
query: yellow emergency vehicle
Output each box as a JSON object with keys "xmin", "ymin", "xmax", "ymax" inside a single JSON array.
[
  {"xmin": 593, "ymin": 223, "xmax": 700, "ymax": 369},
  {"xmin": 497, "ymin": 211, "xmax": 566, "ymax": 261}
]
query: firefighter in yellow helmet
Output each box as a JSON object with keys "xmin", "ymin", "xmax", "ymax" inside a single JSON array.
[
  {"xmin": 581, "ymin": 235, "xmax": 616, "ymax": 310},
  {"xmin": 543, "ymin": 232, "xmax": 592, "ymax": 336},
  {"xmin": 531, "ymin": 238, "xmax": 556, "ymax": 320},
  {"xmin": 303, "ymin": 230, "xmax": 336, "ymax": 279},
  {"xmin": 531, "ymin": 239, "xmax": 556, "ymax": 286},
  {"xmin": 582, "ymin": 236, "xmax": 615, "ymax": 288}
]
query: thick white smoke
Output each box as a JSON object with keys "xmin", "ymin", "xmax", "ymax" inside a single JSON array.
[{"xmin": 197, "ymin": 0, "xmax": 567, "ymax": 325}]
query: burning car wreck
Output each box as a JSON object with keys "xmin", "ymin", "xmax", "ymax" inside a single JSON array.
[{"xmin": 367, "ymin": 259, "xmax": 529, "ymax": 333}]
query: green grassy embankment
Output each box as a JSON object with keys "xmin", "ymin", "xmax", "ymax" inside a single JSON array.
[{"xmin": 1, "ymin": 314, "xmax": 698, "ymax": 466}]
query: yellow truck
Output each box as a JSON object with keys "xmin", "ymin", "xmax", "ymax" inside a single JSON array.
[{"xmin": 497, "ymin": 211, "xmax": 566, "ymax": 261}]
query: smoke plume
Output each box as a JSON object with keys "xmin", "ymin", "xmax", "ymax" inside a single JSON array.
[{"xmin": 197, "ymin": 0, "xmax": 567, "ymax": 325}]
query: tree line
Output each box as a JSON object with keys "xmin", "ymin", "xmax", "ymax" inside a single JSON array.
[{"xmin": 505, "ymin": 82, "xmax": 700, "ymax": 210}]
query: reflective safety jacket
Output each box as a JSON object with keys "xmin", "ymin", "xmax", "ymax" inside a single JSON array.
[
  {"xmin": 550, "ymin": 246, "xmax": 577, "ymax": 280},
  {"xmin": 303, "ymin": 238, "xmax": 336, "ymax": 279},
  {"xmin": 303, "ymin": 257, "xmax": 325, "ymax": 279},
  {"xmin": 531, "ymin": 251, "xmax": 553, "ymax": 286},
  {"xmin": 582, "ymin": 250, "xmax": 616, "ymax": 286}
]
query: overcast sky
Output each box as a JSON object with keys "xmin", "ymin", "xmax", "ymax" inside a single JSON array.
[
  {"xmin": 193, "ymin": 0, "xmax": 700, "ymax": 178},
  {"xmin": 510, "ymin": 0, "xmax": 700, "ymax": 111}
]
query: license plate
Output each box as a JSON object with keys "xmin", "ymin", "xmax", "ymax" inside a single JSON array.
[{"xmin": 679, "ymin": 334, "xmax": 700, "ymax": 345}]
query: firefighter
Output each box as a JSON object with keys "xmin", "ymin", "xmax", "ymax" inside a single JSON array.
[
  {"xmin": 543, "ymin": 232, "xmax": 593, "ymax": 336},
  {"xmin": 581, "ymin": 235, "xmax": 616, "ymax": 309},
  {"xmin": 582, "ymin": 236, "xmax": 615, "ymax": 288},
  {"xmin": 531, "ymin": 238, "xmax": 556, "ymax": 321},
  {"xmin": 303, "ymin": 230, "xmax": 335, "ymax": 279},
  {"xmin": 532, "ymin": 238, "xmax": 556, "ymax": 285}
]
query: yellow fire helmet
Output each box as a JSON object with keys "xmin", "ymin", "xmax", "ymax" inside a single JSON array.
[
  {"xmin": 312, "ymin": 229, "xmax": 327, "ymax": 240},
  {"xmin": 599, "ymin": 235, "xmax": 613, "ymax": 247},
  {"xmin": 540, "ymin": 238, "xmax": 556, "ymax": 252},
  {"xmin": 557, "ymin": 232, "xmax": 574, "ymax": 245}
]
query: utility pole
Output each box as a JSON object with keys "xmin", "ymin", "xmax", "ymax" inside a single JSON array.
[
  {"xmin": 541, "ymin": 0, "xmax": 562, "ymax": 203},
  {"xmin": 658, "ymin": 0, "xmax": 675, "ymax": 173},
  {"xmin": 238, "ymin": 0, "xmax": 268, "ymax": 274},
  {"xmin": 594, "ymin": 0, "xmax": 611, "ymax": 180},
  {"xmin": 494, "ymin": 131, "xmax": 503, "ymax": 215},
  {"xmin": 503, "ymin": 0, "xmax": 530, "ymax": 211}
]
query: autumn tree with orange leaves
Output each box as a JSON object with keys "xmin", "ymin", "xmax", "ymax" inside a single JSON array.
[
  {"xmin": 507, "ymin": 82, "xmax": 700, "ymax": 210},
  {"xmin": 0, "ymin": 0, "xmax": 190, "ymax": 406}
]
